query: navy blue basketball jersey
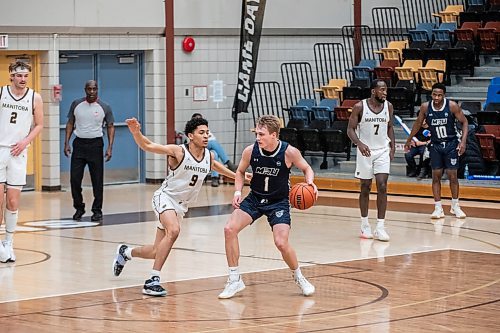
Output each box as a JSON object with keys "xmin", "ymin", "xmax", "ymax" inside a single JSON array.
[
  {"xmin": 426, "ymin": 99, "xmax": 457, "ymax": 143},
  {"xmin": 250, "ymin": 141, "xmax": 291, "ymax": 200}
]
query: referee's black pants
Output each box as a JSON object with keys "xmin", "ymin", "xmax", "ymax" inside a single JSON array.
[{"xmin": 70, "ymin": 137, "xmax": 104, "ymax": 213}]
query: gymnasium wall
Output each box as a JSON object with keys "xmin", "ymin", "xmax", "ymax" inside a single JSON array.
[
  {"xmin": 0, "ymin": 0, "xmax": 402, "ymax": 33},
  {"xmin": 0, "ymin": 0, "xmax": 404, "ymax": 186}
]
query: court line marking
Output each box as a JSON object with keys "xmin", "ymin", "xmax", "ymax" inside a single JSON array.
[
  {"xmin": 0, "ymin": 248, "xmax": 487, "ymax": 305},
  {"xmin": 194, "ymin": 277, "xmax": 500, "ymax": 333}
]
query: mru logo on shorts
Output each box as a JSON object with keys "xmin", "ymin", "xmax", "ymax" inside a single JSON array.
[
  {"xmin": 451, "ymin": 158, "xmax": 457, "ymax": 166},
  {"xmin": 276, "ymin": 210, "xmax": 284, "ymax": 218}
]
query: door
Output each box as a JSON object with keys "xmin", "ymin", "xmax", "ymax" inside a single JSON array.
[{"xmin": 59, "ymin": 52, "xmax": 142, "ymax": 187}]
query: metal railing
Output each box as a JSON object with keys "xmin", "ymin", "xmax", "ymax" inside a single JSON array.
[
  {"xmin": 249, "ymin": 81, "xmax": 286, "ymax": 126},
  {"xmin": 280, "ymin": 62, "xmax": 316, "ymax": 110},
  {"xmin": 313, "ymin": 43, "xmax": 350, "ymax": 87}
]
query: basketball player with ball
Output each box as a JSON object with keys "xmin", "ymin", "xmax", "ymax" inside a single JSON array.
[
  {"xmin": 219, "ymin": 115, "xmax": 317, "ymax": 299},
  {"xmin": 347, "ymin": 79, "xmax": 395, "ymax": 242}
]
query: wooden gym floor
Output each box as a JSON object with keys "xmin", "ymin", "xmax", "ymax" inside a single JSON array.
[{"xmin": 0, "ymin": 183, "xmax": 498, "ymax": 332}]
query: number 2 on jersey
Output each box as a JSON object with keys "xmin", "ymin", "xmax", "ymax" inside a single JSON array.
[{"xmin": 10, "ymin": 112, "xmax": 17, "ymax": 124}]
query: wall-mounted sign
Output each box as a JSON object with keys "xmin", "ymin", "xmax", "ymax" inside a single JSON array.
[
  {"xmin": 212, "ymin": 80, "xmax": 224, "ymax": 103},
  {"xmin": 193, "ymin": 86, "xmax": 207, "ymax": 102}
]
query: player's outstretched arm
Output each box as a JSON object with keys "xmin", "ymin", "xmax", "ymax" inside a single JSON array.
[
  {"xmin": 211, "ymin": 158, "xmax": 252, "ymax": 183},
  {"xmin": 125, "ymin": 118, "xmax": 179, "ymax": 156},
  {"xmin": 287, "ymin": 145, "xmax": 318, "ymax": 197}
]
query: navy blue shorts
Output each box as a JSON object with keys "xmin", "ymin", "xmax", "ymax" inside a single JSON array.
[
  {"xmin": 239, "ymin": 192, "xmax": 291, "ymax": 227},
  {"xmin": 429, "ymin": 140, "xmax": 459, "ymax": 170}
]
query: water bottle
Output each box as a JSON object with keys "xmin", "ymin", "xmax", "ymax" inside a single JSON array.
[{"xmin": 464, "ymin": 164, "xmax": 469, "ymax": 180}]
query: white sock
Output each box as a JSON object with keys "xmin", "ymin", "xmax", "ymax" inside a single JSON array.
[
  {"xmin": 5, "ymin": 209, "xmax": 18, "ymax": 242},
  {"xmin": 376, "ymin": 219, "xmax": 385, "ymax": 229},
  {"xmin": 360, "ymin": 216, "xmax": 369, "ymax": 227},
  {"xmin": 451, "ymin": 198, "xmax": 459, "ymax": 207},
  {"xmin": 151, "ymin": 270, "xmax": 161, "ymax": 278},
  {"xmin": 125, "ymin": 247, "xmax": 133, "ymax": 260},
  {"xmin": 293, "ymin": 267, "xmax": 303, "ymax": 280},
  {"xmin": 435, "ymin": 201, "xmax": 442, "ymax": 209},
  {"xmin": 229, "ymin": 266, "xmax": 240, "ymax": 281}
]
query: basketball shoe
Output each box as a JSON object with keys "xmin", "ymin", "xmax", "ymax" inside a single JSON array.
[
  {"xmin": 142, "ymin": 276, "xmax": 167, "ymax": 296},
  {"xmin": 218, "ymin": 277, "xmax": 245, "ymax": 299},
  {"xmin": 0, "ymin": 241, "xmax": 8, "ymax": 263},
  {"xmin": 112, "ymin": 244, "xmax": 130, "ymax": 276},
  {"xmin": 1, "ymin": 240, "xmax": 15, "ymax": 263},
  {"xmin": 295, "ymin": 276, "xmax": 315, "ymax": 296},
  {"xmin": 450, "ymin": 204, "xmax": 466, "ymax": 219},
  {"xmin": 374, "ymin": 226, "xmax": 390, "ymax": 242},
  {"xmin": 360, "ymin": 224, "xmax": 373, "ymax": 239},
  {"xmin": 431, "ymin": 206, "xmax": 445, "ymax": 219}
]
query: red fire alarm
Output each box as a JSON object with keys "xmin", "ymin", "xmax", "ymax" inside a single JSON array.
[{"xmin": 182, "ymin": 36, "xmax": 195, "ymax": 52}]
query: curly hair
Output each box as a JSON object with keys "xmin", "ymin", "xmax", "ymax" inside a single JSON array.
[
  {"xmin": 431, "ymin": 82, "xmax": 446, "ymax": 93},
  {"xmin": 9, "ymin": 61, "xmax": 32, "ymax": 73},
  {"xmin": 184, "ymin": 117, "xmax": 208, "ymax": 135}
]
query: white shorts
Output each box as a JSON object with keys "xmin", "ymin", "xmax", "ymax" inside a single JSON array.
[
  {"xmin": 0, "ymin": 147, "xmax": 28, "ymax": 187},
  {"xmin": 151, "ymin": 188, "xmax": 187, "ymax": 229},
  {"xmin": 355, "ymin": 146, "xmax": 390, "ymax": 179}
]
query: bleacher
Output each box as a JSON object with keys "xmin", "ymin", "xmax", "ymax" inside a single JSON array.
[{"xmin": 248, "ymin": 0, "xmax": 500, "ymax": 178}]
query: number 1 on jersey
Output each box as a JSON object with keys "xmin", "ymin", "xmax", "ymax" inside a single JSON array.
[{"xmin": 264, "ymin": 176, "xmax": 269, "ymax": 192}]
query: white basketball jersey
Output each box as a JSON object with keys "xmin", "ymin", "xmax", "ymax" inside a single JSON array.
[
  {"xmin": 356, "ymin": 99, "xmax": 390, "ymax": 150},
  {"xmin": 0, "ymin": 86, "xmax": 35, "ymax": 147},
  {"xmin": 158, "ymin": 145, "xmax": 211, "ymax": 206}
]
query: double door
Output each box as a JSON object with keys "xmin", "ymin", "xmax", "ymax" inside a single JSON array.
[{"xmin": 59, "ymin": 52, "xmax": 144, "ymax": 186}]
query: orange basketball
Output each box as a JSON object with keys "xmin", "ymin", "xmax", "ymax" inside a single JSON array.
[{"xmin": 289, "ymin": 182, "xmax": 316, "ymax": 210}]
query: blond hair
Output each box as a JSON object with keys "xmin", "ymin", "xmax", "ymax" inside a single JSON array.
[{"xmin": 256, "ymin": 115, "xmax": 281, "ymax": 135}]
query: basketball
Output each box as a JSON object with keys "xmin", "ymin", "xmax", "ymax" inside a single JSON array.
[{"xmin": 289, "ymin": 182, "xmax": 316, "ymax": 210}]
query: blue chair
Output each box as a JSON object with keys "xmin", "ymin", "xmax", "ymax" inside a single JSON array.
[
  {"xmin": 289, "ymin": 98, "xmax": 316, "ymax": 126},
  {"xmin": 296, "ymin": 98, "xmax": 316, "ymax": 108},
  {"xmin": 409, "ymin": 22, "xmax": 435, "ymax": 43},
  {"xmin": 485, "ymin": 80, "xmax": 500, "ymax": 108},
  {"xmin": 348, "ymin": 59, "xmax": 377, "ymax": 87},
  {"xmin": 433, "ymin": 22, "xmax": 457, "ymax": 44},
  {"xmin": 311, "ymin": 98, "xmax": 338, "ymax": 124}
]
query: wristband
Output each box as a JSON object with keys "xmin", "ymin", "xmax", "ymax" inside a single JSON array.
[{"xmin": 234, "ymin": 191, "xmax": 242, "ymax": 197}]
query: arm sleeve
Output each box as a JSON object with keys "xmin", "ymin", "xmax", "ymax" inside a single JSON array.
[
  {"xmin": 67, "ymin": 99, "xmax": 78, "ymax": 122},
  {"xmin": 100, "ymin": 102, "xmax": 115, "ymax": 125}
]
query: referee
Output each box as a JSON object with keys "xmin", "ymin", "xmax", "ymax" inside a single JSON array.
[{"xmin": 64, "ymin": 80, "xmax": 115, "ymax": 222}]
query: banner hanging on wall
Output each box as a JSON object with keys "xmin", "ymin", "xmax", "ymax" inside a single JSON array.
[{"xmin": 231, "ymin": 0, "xmax": 267, "ymax": 120}]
